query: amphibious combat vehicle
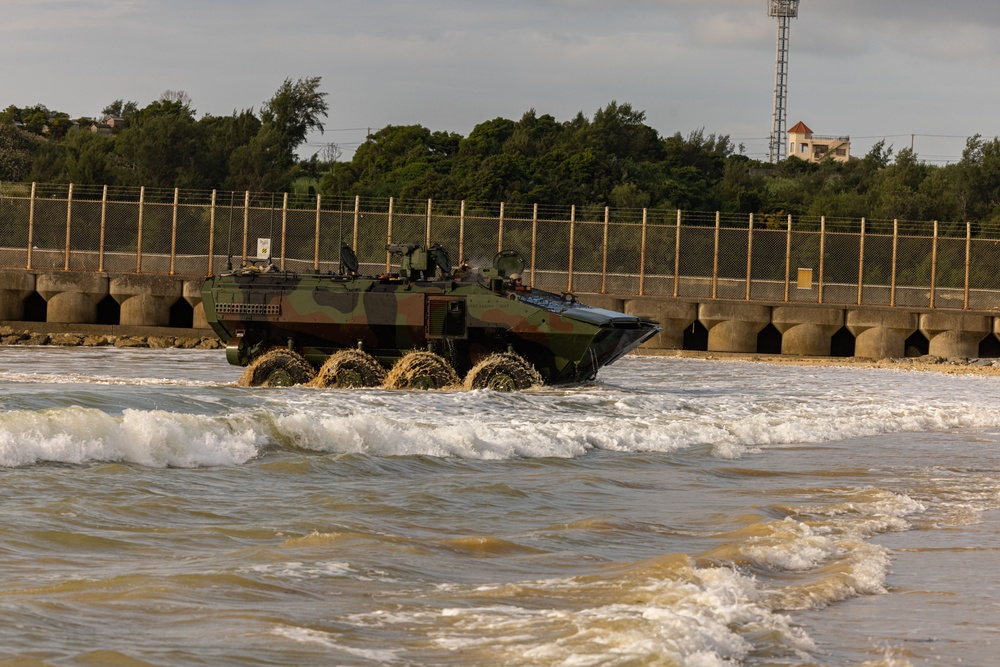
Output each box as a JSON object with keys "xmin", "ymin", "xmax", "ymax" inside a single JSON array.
[{"xmin": 201, "ymin": 243, "xmax": 659, "ymax": 390}]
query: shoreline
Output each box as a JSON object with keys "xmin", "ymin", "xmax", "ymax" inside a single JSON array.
[
  {"xmin": 4, "ymin": 322, "xmax": 1000, "ymax": 376},
  {"xmin": 639, "ymin": 348, "xmax": 1000, "ymax": 376},
  {"xmin": 0, "ymin": 324, "xmax": 222, "ymax": 350}
]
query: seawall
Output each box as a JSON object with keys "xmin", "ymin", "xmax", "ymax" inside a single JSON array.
[{"xmin": 3, "ymin": 268, "xmax": 1000, "ymax": 359}]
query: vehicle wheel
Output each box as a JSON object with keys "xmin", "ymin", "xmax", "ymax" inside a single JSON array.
[
  {"xmin": 464, "ymin": 353, "xmax": 542, "ymax": 392},
  {"xmin": 311, "ymin": 349, "xmax": 387, "ymax": 388},
  {"xmin": 238, "ymin": 348, "xmax": 316, "ymax": 387},
  {"xmin": 384, "ymin": 351, "xmax": 459, "ymax": 390}
]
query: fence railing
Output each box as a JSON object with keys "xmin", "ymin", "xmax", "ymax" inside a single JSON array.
[{"xmin": 2, "ymin": 182, "xmax": 1000, "ymax": 311}]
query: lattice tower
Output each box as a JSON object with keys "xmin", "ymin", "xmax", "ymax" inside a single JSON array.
[{"xmin": 768, "ymin": 0, "xmax": 799, "ymax": 163}]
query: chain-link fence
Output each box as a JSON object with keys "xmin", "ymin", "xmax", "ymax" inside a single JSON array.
[{"xmin": 3, "ymin": 182, "xmax": 1000, "ymax": 311}]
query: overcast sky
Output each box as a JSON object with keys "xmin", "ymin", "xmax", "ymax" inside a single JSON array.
[{"xmin": 4, "ymin": 0, "xmax": 1000, "ymax": 165}]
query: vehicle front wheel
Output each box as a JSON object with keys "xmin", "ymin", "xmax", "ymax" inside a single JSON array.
[
  {"xmin": 311, "ymin": 349, "xmax": 387, "ymax": 388},
  {"xmin": 238, "ymin": 348, "xmax": 316, "ymax": 387},
  {"xmin": 464, "ymin": 353, "xmax": 541, "ymax": 392},
  {"xmin": 384, "ymin": 351, "xmax": 459, "ymax": 390}
]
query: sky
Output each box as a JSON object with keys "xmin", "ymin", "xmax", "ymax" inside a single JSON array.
[{"xmin": 4, "ymin": 0, "xmax": 1000, "ymax": 165}]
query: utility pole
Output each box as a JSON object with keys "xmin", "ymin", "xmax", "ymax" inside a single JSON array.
[{"xmin": 768, "ymin": 0, "xmax": 800, "ymax": 163}]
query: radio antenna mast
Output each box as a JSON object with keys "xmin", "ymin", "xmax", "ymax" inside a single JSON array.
[{"xmin": 768, "ymin": 0, "xmax": 800, "ymax": 163}]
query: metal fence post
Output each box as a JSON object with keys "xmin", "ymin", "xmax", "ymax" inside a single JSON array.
[
  {"xmin": 459, "ymin": 200, "xmax": 466, "ymax": 264},
  {"xmin": 856, "ymin": 217, "xmax": 866, "ymax": 305},
  {"xmin": 498, "ymin": 202, "xmax": 505, "ymax": 253},
  {"xmin": 601, "ymin": 206, "xmax": 609, "ymax": 294},
  {"xmin": 567, "ymin": 205, "xmax": 576, "ymax": 293},
  {"xmin": 99, "ymin": 184, "xmax": 107, "ymax": 273},
  {"xmin": 353, "ymin": 195, "xmax": 360, "ymax": 251},
  {"xmin": 745, "ymin": 213, "xmax": 754, "ymax": 301},
  {"xmin": 169, "ymin": 187, "xmax": 179, "ymax": 275},
  {"xmin": 673, "ymin": 210, "xmax": 681, "ymax": 298},
  {"xmin": 783, "ymin": 213, "xmax": 792, "ymax": 302},
  {"xmin": 426, "ymin": 198, "xmax": 432, "ymax": 247},
  {"xmin": 26, "ymin": 182, "xmax": 35, "ymax": 270},
  {"xmin": 638, "ymin": 208, "xmax": 647, "ymax": 297},
  {"xmin": 63, "ymin": 183, "xmax": 73, "ymax": 271},
  {"xmin": 530, "ymin": 203, "xmax": 538, "ymax": 286},
  {"xmin": 280, "ymin": 192, "xmax": 288, "ymax": 271},
  {"xmin": 313, "ymin": 195, "xmax": 322, "ymax": 271},
  {"xmin": 207, "ymin": 190, "xmax": 216, "ymax": 276},
  {"xmin": 241, "ymin": 191, "xmax": 250, "ymax": 264},
  {"xmin": 929, "ymin": 220, "xmax": 938, "ymax": 308},
  {"xmin": 712, "ymin": 211, "xmax": 720, "ymax": 299},
  {"xmin": 385, "ymin": 197, "xmax": 394, "ymax": 273},
  {"xmin": 136, "ymin": 186, "xmax": 145, "ymax": 273},
  {"xmin": 890, "ymin": 219, "xmax": 898, "ymax": 307},
  {"xmin": 964, "ymin": 221, "xmax": 971, "ymax": 310},
  {"xmin": 818, "ymin": 216, "xmax": 825, "ymax": 304}
]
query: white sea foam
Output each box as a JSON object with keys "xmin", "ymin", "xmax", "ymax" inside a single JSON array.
[
  {"xmin": 351, "ymin": 562, "xmax": 817, "ymax": 666},
  {"xmin": 4, "ymin": 360, "xmax": 1000, "ymax": 467},
  {"xmin": 0, "ymin": 406, "xmax": 266, "ymax": 467},
  {"xmin": 271, "ymin": 625, "xmax": 403, "ymax": 662},
  {"xmin": 4, "ymin": 355, "xmax": 1000, "ymax": 469}
]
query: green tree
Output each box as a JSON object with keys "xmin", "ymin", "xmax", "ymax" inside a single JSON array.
[
  {"xmin": 260, "ymin": 76, "xmax": 329, "ymax": 171},
  {"xmin": 114, "ymin": 98, "xmax": 206, "ymax": 188},
  {"xmin": 0, "ymin": 124, "xmax": 41, "ymax": 181}
]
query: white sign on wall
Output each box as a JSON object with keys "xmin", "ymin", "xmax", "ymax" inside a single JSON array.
[{"xmin": 257, "ymin": 238, "xmax": 271, "ymax": 260}]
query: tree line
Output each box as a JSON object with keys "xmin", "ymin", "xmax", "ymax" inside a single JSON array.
[{"xmin": 4, "ymin": 77, "xmax": 1000, "ymax": 230}]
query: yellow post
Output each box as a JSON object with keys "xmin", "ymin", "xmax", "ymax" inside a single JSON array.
[
  {"xmin": 459, "ymin": 200, "xmax": 466, "ymax": 265},
  {"xmin": 26, "ymin": 182, "xmax": 35, "ymax": 270},
  {"xmin": 241, "ymin": 191, "xmax": 250, "ymax": 264},
  {"xmin": 745, "ymin": 213, "xmax": 754, "ymax": 301},
  {"xmin": 64, "ymin": 183, "xmax": 73, "ymax": 271},
  {"xmin": 712, "ymin": 211, "xmax": 720, "ymax": 299},
  {"xmin": 818, "ymin": 216, "xmax": 826, "ymax": 304},
  {"xmin": 385, "ymin": 197, "xmax": 394, "ymax": 273},
  {"xmin": 280, "ymin": 192, "xmax": 288, "ymax": 271},
  {"xmin": 530, "ymin": 203, "xmax": 538, "ymax": 286},
  {"xmin": 856, "ymin": 217, "xmax": 866, "ymax": 306},
  {"xmin": 673, "ymin": 210, "xmax": 682, "ymax": 298},
  {"xmin": 890, "ymin": 219, "xmax": 898, "ymax": 307},
  {"xmin": 929, "ymin": 220, "xmax": 938, "ymax": 308},
  {"xmin": 313, "ymin": 194, "xmax": 322, "ymax": 270},
  {"xmin": 169, "ymin": 188, "xmax": 179, "ymax": 275},
  {"xmin": 498, "ymin": 202, "xmax": 505, "ymax": 253},
  {"xmin": 567, "ymin": 205, "xmax": 575, "ymax": 293},
  {"xmin": 207, "ymin": 190, "xmax": 216, "ymax": 276},
  {"xmin": 638, "ymin": 208, "xmax": 647, "ymax": 296},
  {"xmin": 136, "ymin": 186, "xmax": 145, "ymax": 273},
  {"xmin": 99, "ymin": 184, "xmax": 107, "ymax": 273},
  {"xmin": 783, "ymin": 213, "xmax": 792, "ymax": 302},
  {"xmin": 601, "ymin": 206, "xmax": 609, "ymax": 294},
  {"xmin": 964, "ymin": 221, "xmax": 971, "ymax": 310}
]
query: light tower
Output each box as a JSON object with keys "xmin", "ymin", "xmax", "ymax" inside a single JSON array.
[{"xmin": 768, "ymin": 0, "xmax": 799, "ymax": 162}]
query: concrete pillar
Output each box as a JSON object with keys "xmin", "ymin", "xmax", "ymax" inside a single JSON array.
[
  {"xmin": 184, "ymin": 279, "xmax": 209, "ymax": 329},
  {"xmin": 846, "ymin": 309, "xmax": 917, "ymax": 359},
  {"xmin": 772, "ymin": 306, "xmax": 844, "ymax": 357},
  {"xmin": 920, "ymin": 312, "xmax": 990, "ymax": 359},
  {"xmin": 110, "ymin": 275, "xmax": 183, "ymax": 327},
  {"xmin": 36, "ymin": 272, "xmax": 109, "ymax": 324},
  {"xmin": 0, "ymin": 271, "xmax": 36, "ymax": 320},
  {"xmin": 624, "ymin": 299, "xmax": 696, "ymax": 349},
  {"xmin": 699, "ymin": 303, "xmax": 771, "ymax": 353}
]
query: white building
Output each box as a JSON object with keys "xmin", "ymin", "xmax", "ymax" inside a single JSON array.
[{"xmin": 788, "ymin": 121, "xmax": 851, "ymax": 163}]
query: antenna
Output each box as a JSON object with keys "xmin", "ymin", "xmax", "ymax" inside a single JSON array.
[{"xmin": 768, "ymin": 0, "xmax": 800, "ymax": 163}]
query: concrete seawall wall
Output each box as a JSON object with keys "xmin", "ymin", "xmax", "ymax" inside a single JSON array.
[{"xmin": 3, "ymin": 269, "xmax": 1000, "ymax": 359}]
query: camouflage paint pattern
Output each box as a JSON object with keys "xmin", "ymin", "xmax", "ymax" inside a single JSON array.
[{"xmin": 201, "ymin": 247, "xmax": 659, "ymax": 386}]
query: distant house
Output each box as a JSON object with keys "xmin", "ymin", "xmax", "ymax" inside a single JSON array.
[
  {"xmin": 788, "ymin": 121, "xmax": 851, "ymax": 163},
  {"xmin": 90, "ymin": 116, "xmax": 125, "ymax": 134}
]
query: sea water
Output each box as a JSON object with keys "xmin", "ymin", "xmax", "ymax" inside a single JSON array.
[{"xmin": 1, "ymin": 346, "xmax": 999, "ymax": 666}]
